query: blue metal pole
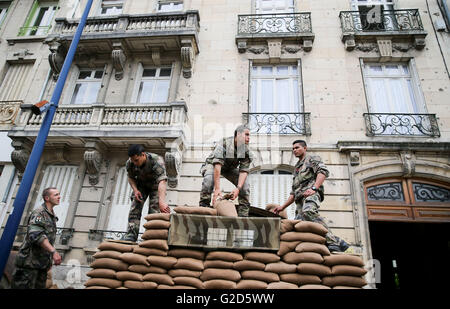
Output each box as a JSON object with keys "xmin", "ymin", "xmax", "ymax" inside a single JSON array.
[{"xmin": 0, "ymin": 0, "xmax": 93, "ymax": 280}]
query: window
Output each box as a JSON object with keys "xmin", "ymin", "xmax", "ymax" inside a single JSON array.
[
  {"xmin": 0, "ymin": 63, "xmax": 34, "ymax": 101},
  {"xmin": 19, "ymin": 1, "xmax": 57, "ymax": 36},
  {"xmin": 351, "ymin": 0, "xmax": 395, "ymax": 31},
  {"xmin": 98, "ymin": 0, "xmax": 123, "ymax": 16},
  {"xmin": 70, "ymin": 69, "xmax": 104, "ymax": 105},
  {"xmin": 249, "ymin": 169, "xmax": 295, "ymax": 219},
  {"xmin": 33, "ymin": 165, "xmax": 78, "ymax": 228},
  {"xmin": 0, "ymin": 1, "xmax": 11, "ymax": 29},
  {"xmin": 158, "ymin": 1, "xmax": 183, "ymax": 12},
  {"xmin": 255, "ymin": 0, "xmax": 294, "ymax": 14},
  {"xmin": 362, "ymin": 61, "xmax": 427, "ymax": 135},
  {"xmin": 134, "ymin": 65, "xmax": 172, "ymax": 104},
  {"xmin": 365, "ymin": 178, "xmax": 450, "ymax": 222}
]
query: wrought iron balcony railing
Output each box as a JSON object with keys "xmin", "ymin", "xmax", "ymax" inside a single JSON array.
[
  {"xmin": 363, "ymin": 113, "xmax": 440, "ymax": 137},
  {"xmin": 15, "ymin": 225, "xmax": 75, "ymax": 246},
  {"xmin": 339, "ymin": 9, "xmax": 424, "ymax": 33},
  {"xmin": 89, "ymin": 229, "xmax": 143, "ymax": 242},
  {"xmin": 238, "ymin": 12, "xmax": 312, "ymax": 36},
  {"xmin": 243, "ymin": 112, "xmax": 311, "ymax": 135}
]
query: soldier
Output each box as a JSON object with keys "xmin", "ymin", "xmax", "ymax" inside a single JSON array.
[
  {"xmin": 199, "ymin": 125, "xmax": 252, "ymax": 217},
  {"xmin": 122, "ymin": 144, "xmax": 170, "ymax": 242},
  {"xmin": 12, "ymin": 187, "xmax": 62, "ymax": 289},
  {"xmin": 272, "ymin": 140, "xmax": 349, "ymax": 252}
]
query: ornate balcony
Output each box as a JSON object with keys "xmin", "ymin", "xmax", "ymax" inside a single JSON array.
[
  {"xmin": 363, "ymin": 113, "xmax": 440, "ymax": 137},
  {"xmin": 236, "ymin": 12, "xmax": 314, "ymax": 58},
  {"xmin": 46, "ymin": 11, "xmax": 200, "ymax": 78},
  {"xmin": 339, "ymin": 9, "xmax": 427, "ymax": 53},
  {"xmin": 243, "ymin": 112, "xmax": 311, "ymax": 135}
]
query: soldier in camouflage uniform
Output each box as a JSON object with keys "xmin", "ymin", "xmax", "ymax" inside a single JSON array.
[
  {"xmin": 273, "ymin": 140, "xmax": 349, "ymax": 252},
  {"xmin": 12, "ymin": 187, "xmax": 62, "ymax": 289},
  {"xmin": 122, "ymin": 144, "xmax": 170, "ymax": 242},
  {"xmin": 199, "ymin": 125, "xmax": 252, "ymax": 217}
]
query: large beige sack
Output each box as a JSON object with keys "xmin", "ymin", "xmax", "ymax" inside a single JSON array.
[
  {"xmin": 299, "ymin": 284, "xmax": 331, "ymax": 289},
  {"xmin": 173, "ymin": 258, "xmax": 204, "ymax": 271},
  {"xmin": 294, "ymin": 221, "xmax": 328, "ymax": 236},
  {"xmin": 265, "ymin": 262, "xmax": 297, "ymax": 274},
  {"xmin": 265, "ymin": 204, "xmax": 287, "ymax": 219},
  {"xmin": 277, "ymin": 241, "xmax": 301, "ymax": 256},
  {"xmin": 280, "ymin": 220, "xmax": 301, "ymax": 233},
  {"xmin": 147, "ymin": 255, "xmax": 177, "ymax": 269},
  {"xmin": 84, "ymin": 278, "xmax": 122, "ymax": 289},
  {"xmin": 93, "ymin": 250, "xmax": 122, "ymax": 260},
  {"xmin": 323, "ymin": 255, "xmax": 365, "ymax": 267},
  {"xmin": 295, "ymin": 242, "xmax": 330, "ymax": 256},
  {"xmin": 267, "ymin": 281, "xmax": 298, "ymax": 289},
  {"xmin": 331, "ymin": 265, "xmax": 367, "ymax": 276},
  {"xmin": 203, "ymin": 279, "xmax": 237, "ymax": 289},
  {"xmin": 204, "ymin": 260, "xmax": 234, "ymax": 269},
  {"xmin": 244, "ymin": 252, "xmax": 280, "ymax": 264},
  {"xmin": 90, "ymin": 258, "xmax": 129, "ymax": 271},
  {"xmin": 139, "ymin": 239, "xmax": 169, "ymax": 251},
  {"xmin": 143, "ymin": 273, "xmax": 174, "ymax": 286},
  {"xmin": 124, "ymin": 280, "xmax": 157, "ymax": 289},
  {"xmin": 141, "ymin": 229, "xmax": 169, "ymax": 240},
  {"xmin": 98, "ymin": 241, "xmax": 134, "ymax": 253},
  {"xmin": 200, "ymin": 268, "xmax": 241, "ymax": 282},
  {"xmin": 282, "ymin": 252, "xmax": 324, "ymax": 264},
  {"xmin": 143, "ymin": 220, "xmax": 171, "ymax": 230},
  {"xmin": 236, "ymin": 280, "xmax": 268, "ymax": 289},
  {"xmin": 168, "ymin": 248, "xmax": 205, "ymax": 260},
  {"xmin": 213, "ymin": 199, "xmax": 238, "ymax": 217},
  {"xmin": 173, "ymin": 276, "xmax": 204, "ymax": 289},
  {"xmin": 280, "ymin": 273, "xmax": 321, "ymax": 285},
  {"xmin": 168, "ymin": 269, "xmax": 202, "ymax": 278},
  {"xmin": 206, "ymin": 251, "xmax": 243, "ymax": 262},
  {"xmin": 134, "ymin": 246, "xmax": 167, "ymax": 257},
  {"xmin": 158, "ymin": 284, "xmax": 196, "ymax": 289},
  {"xmin": 86, "ymin": 268, "xmax": 116, "ymax": 279},
  {"xmin": 115, "ymin": 271, "xmax": 143, "ymax": 282},
  {"xmin": 144, "ymin": 213, "xmax": 171, "ymax": 221},
  {"xmin": 280, "ymin": 231, "xmax": 326, "ymax": 244},
  {"xmin": 322, "ymin": 275, "xmax": 367, "ymax": 288},
  {"xmin": 233, "ymin": 260, "xmax": 266, "ymax": 271},
  {"xmin": 241, "ymin": 270, "xmax": 280, "ymax": 283},
  {"xmin": 119, "ymin": 252, "xmax": 150, "ymax": 266},
  {"xmin": 297, "ymin": 263, "xmax": 332, "ymax": 277},
  {"xmin": 128, "ymin": 264, "xmax": 167, "ymax": 275},
  {"xmin": 174, "ymin": 206, "xmax": 218, "ymax": 216}
]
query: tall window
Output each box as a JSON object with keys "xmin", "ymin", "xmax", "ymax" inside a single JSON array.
[
  {"xmin": 249, "ymin": 169, "xmax": 295, "ymax": 219},
  {"xmin": 0, "ymin": 1, "xmax": 11, "ymax": 29},
  {"xmin": 351, "ymin": 0, "xmax": 395, "ymax": 31},
  {"xmin": 134, "ymin": 65, "xmax": 172, "ymax": 104},
  {"xmin": 70, "ymin": 69, "xmax": 104, "ymax": 105},
  {"xmin": 158, "ymin": 0, "xmax": 183, "ymax": 12},
  {"xmin": 19, "ymin": 1, "xmax": 57, "ymax": 36},
  {"xmin": 255, "ymin": 0, "xmax": 294, "ymax": 14},
  {"xmin": 98, "ymin": 0, "xmax": 123, "ymax": 16}
]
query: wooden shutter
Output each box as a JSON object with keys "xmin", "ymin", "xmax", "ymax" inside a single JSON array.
[{"xmin": 0, "ymin": 63, "xmax": 34, "ymax": 101}]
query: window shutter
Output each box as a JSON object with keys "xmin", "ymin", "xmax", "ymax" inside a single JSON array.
[
  {"xmin": 0, "ymin": 63, "xmax": 34, "ymax": 101},
  {"xmin": 130, "ymin": 62, "xmax": 144, "ymax": 104},
  {"xmin": 33, "ymin": 165, "xmax": 78, "ymax": 228}
]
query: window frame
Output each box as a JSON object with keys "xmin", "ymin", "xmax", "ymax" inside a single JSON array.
[
  {"xmin": 0, "ymin": 1, "xmax": 11, "ymax": 29},
  {"xmin": 97, "ymin": 0, "xmax": 124, "ymax": 16},
  {"xmin": 157, "ymin": 0, "xmax": 183, "ymax": 13},
  {"xmin": 69, "ymin": 67, "xmax": 105, "ymax": 105},
  {"xmin": 20, "ymin": 0, "xmax": 58, "ymax": 36},
  {"xmin": 131, "ymin": 63, "xmax": 173, "ymax": 104}
]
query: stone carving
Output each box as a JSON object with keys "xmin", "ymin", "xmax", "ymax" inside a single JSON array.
[
  {"xmin": 400, "ymin": 151, "xmax": 415, "ymax": 177},
  {"xmin": 282, "ymin": 45, "xmax": 302, "ymax": 54},
  {"xmin": 112, "ymin": 43, "xmax": 126, "ymax": 81},
  {"xmin": 247, "ymin": 46, "xmax": 268, "ymax": 54},
  {"xmin": 47, "ymin": 40, "xmax": 65, "ymax": 80},
  {"xmin": 165, "ymin": 151, "xmax": 181, "ymax": 188},
  {"xmin": 11, "ymin": 140, "xmax": 31, "ymax": 179},
  {"xmin": 0, "ymin": 102, "xmax": 20, "ymax": 125},
  {"xmin": 181, "ymin": 40, "xmax": 194, "ymax": 78},
  {"xmin": 350, "ymin": 151, "xmax": 361, "ymax": 166},
  {"xmin": 355, "ymin": 42, "xmax": 378, "ymax": 52},
  {"xmin": 84, "ymin": 147, "xmax": 102, "ymax": 186}
]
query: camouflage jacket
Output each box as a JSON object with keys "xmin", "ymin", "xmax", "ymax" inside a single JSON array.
[
  {"xmin": 15, "ymin": 204, "xmax": 58, "ymax": 270},
  {"xmin": 290, "ymin": 154, "xmax": 330, "ymax": 202},
  {"xmin": 204, "ymin": 137, "xmax": 252, "ymax": 173},
  {"xmin": 126, "ymin": 152, "xmax": 168, "ymax": 190}
]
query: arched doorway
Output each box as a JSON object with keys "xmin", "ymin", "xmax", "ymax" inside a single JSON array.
[{"xmin": 364, "ymin": 177, "xmax": 450, "ymax": 289}]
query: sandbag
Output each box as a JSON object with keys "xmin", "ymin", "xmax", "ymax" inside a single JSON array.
[
  {"xmin": 115, "ymin": 271, "xmax": 143, "ymax": 282},
  {"xmin": 294, "ymin": 221, "xmax": 328, "ymax": 236},
  {"xmin": 134, "ymin": 246, "xmax": 167, "ymax": 257},
  {"xmin": 143, "ymin": 219, "xmax": 171, "ymax": 230},
  {"xmin": 128, "ymin": 264, "xmax": 167, "ymax": 275},
  {"xmin": 322, "ymin": 275, "xmax": 367, "ymax": 288},
  {"xmin": 173, "ymin": 258, "xmax": 204, "ymax": 271},
  {"xmin": 141, "ymin": 229, "xmax": 169, "ymax": 240},
  {"xmin": 173, "ymin": 276, "xmax": 204, "ymax": 289},
  {"xmin": 297, "ymin": 263, "xmax": 332, "ymax": 277},
  {"xmin": 206, "ymin": 251, "xmax": 243, "ymax": 262},
  {"xmin": 93, "ymin": 250, "xmax": 122, "ymax": 260},
  {"xmin": 280, "ymin": 219, "xmax": 301, "ymax": 234},
  {"xmin": 203, "ymin": 279, "xmax": 236, "ymax": 289},
  {"xmin": 119, "ymin": 252, "xmax": 150, "ymax": 266},
  {"xmin": 90, "ymin": 258, "xmax": 129, "ymax": 271},
  {"xmin": 174, "ymin": 206, "xmax": 217, "ymax": 216},
  {"xmin": 323, "ymin": 254, "xmax": 365, "ymax": 267},
  {"xmin": 277, "ymin": 241, "xmax": 301, "ymax": 256},
  {"xmin": 143, "ymin": 273, "xmax": 174, "ymax": 286},
  {"xmin": 280, "ymin": 273, "xmax": 322, "ymax": 286},
  {"xmin": 144, "ymin": 213, "xmax": 171, "ymax": 221},
  {"xmin": 282, "ymin": 252, "xmax": 324, "ymax": 264},
  {"xmin": 140, "ymin": 239, "xmax": 169, "ymax": 251},
  {"xmin": 280, "ymin": 232, "xmax": 326, "ymax": 244},
  {"xmin": 333, "ymin": 286, "xmax": 362, "ymax": 289},
  {"xmin": 200, "ymin": 268, "xmax": 241, "ymax": 282},
  {"xmin": 168, "ymin": 248, "xmax": 205, "ymax": 260},
  {"xmin": 265, "ymin": 204, "xmax": 287, "ymax": 219},
  {"xmin": 168, "ymin": 269, "xmax": 202, "ymax": 278},
  {"xmin": 233, "ymin": 260, "xmax": 266, "ymax": 271},
  {"xmin": 236, "ymin": 280, "xmax": 268, "ymax": 289},
  {"xmin": 204, "ymin": 260, "xmax": 234, "ymax": 269},
  {"xmin": 85, "ymin": 286, "xmax": 111, "ymax": 289},
  {"xmin": 98, "ymin": 241, "xmax": 134, "ymax": 253},
  {"xmin": 244, "ymin": 252, "xmax": 280, "ymax": 264},
  {"xmin": 241, "ymin": 270, "xmax": 280, "ymax": 283},
  {"xmin": 124, "ymin": 280, "xmax": 157, "ymax": 289},
  {"xmin": 267, "ymin": 281, "xmax": 298, "ymax": 289},
  {"xmin": 86, "ymin": 268, "xmax": 116, "ymax": 279},
  {"xmin": 331, "ymin": 265, "xmax": 367, "ymax": 276},
  {"xmin": 147, "ymin": 255, "xmax": 177, "ymax": 269},
  {"xmin": 299, "ymin": 284, "xmax": 331, "ymax": 289},
  {"xmin": 295, "ymin": 242, "xmax": 330, "ymax": 256},
  {"xmin": 84, "ymin": 278, "xmax": 122, "ymax": 289},
  {"xmin": 213, "ymin": 199, "xmax": 238, "ymax": 217},
  {"xmin": 158, "ymin": 284, "xmax": 195, "ymax": 289},
  {"xmin": 265, "ymin": 262, "xmax": 297, "ymax": 274}
]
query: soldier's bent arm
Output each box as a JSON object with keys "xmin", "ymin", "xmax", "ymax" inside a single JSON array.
[
  {"xmin": 213, "ymin": 163, "xmax": 222, "ymax": 192},
  {"xmin": 28, "ymin": 213, "xmax": 49, "ymax": 246}
]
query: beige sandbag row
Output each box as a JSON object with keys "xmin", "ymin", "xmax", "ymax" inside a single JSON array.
[{"xmin": 174, "ymin": 206, "xmax": 217, "ymax": 216}]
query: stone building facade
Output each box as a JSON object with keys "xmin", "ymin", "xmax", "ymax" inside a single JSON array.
[{"xmin": 0, "ymin": 0, "xmax": 449, "ymax": 288}]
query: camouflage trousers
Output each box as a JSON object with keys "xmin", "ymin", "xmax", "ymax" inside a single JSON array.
[
  {"xmin": 295, "ymin": 193, "xmax": 342, "ymax": 248},
  {"xmin": 199, "ymin": 164, "xmax": 250, "ymax": 217},
  {"xmin": 11, "ymin": 267, "xmax": 47, "ymax": 289},
  {"xmin": 126, "ymin": 187, "xmax": 160, "ymax": 239}
]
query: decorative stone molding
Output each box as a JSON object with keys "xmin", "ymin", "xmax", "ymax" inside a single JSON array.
[
  {"xmin": 151, "ymin": 47, "xmax": 161, "ymax": 66},
  {"xmin": 268, "ymin": 39, "xmax": 282, "ymax": 63},
  {"xmin": 12, "ymin": 49, "xmax": 34, "ymax": 59},
  {"xmin": 181, "ymin": 39, "xmax": 194, "ymax": 79},
  {"xmin": 0, "ymin": 101, "xmax": 21, "ymax": 127},
  {"xmin": 377, "ymin": 39, "xmax": 392, "ymax": 60},
  {"xmin": 165, "ymin": 151, "xmax": 181, "ymax": 188},
  {"xmin": 350, "ymin": 151, "xmax": 361, "ymax": 166},
  {"xmin": 84, "ymin": 142, "xmax": 103, "ymax": 186},
  {"xmin": 400, "ymin": 151, "xmax": 415, "ymax": 177},
  {"xmin": 112, "ymin": 42, "xmax": 126, "ymax": 81},
  {"xmin": 46, "ymin": 39, "xmax": 65, "ymax": 80},
  {"xmin": 11, "ymin": 140, "xmax": 31, "ymax": 179}
]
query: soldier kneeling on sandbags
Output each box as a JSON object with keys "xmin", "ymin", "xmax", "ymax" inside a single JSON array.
[
  {"xmin": 122, "ymin": 144, "xmax": 170, "ymax": 242},
  {"xmin": 199, "ymin": 125, "xmax": 252, "ymax": 217}
]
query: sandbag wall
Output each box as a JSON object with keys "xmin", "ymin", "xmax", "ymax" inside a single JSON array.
[{"xmin": 85, "ymin": 209, "xmax": 367, "ymax": 289}]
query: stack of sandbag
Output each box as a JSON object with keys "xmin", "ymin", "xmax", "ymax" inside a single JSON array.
[
  {"xmin": 167, "ymin": 248, "xmax": 205, "ymax": 289},
  {"xmin": 202, "ymin": 251, "xmax": 243, "ymax": 289}
]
